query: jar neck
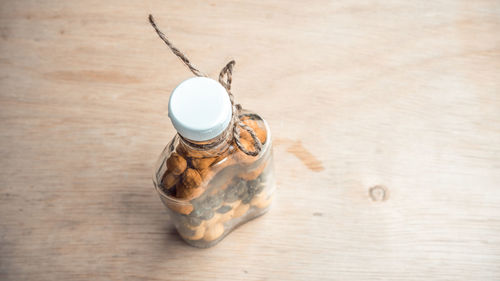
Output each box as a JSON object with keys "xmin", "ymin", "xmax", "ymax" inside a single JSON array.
[{"xmin": 178, "ymin": 119, "xmax": 234, "ymax": 157}]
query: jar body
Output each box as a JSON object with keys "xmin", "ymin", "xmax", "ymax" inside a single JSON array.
[{"xmin": 153, "ymin": 110, "xmax": 275, "ymax": 248}]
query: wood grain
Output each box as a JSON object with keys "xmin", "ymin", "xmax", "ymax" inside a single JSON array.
[{"xmin": 1, "ymin": 0, "xmax": 500, "ymax": 280}]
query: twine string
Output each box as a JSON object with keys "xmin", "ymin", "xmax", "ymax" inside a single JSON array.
[
  {"xmin": 148, "ymin": 15, "xmax": 206, "ymax": 77},
  {"xmin": 218, "ymin": 60, "xmax": 235, "ymax": 104},
  {"xmin": 148, "ymin": 14, "xmax": 262, "ymax": 156}
]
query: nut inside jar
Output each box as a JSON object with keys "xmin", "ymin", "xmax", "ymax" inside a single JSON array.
[{"xmin": 155, "ymin": 114, "xmax": 275, "ymax": 247}]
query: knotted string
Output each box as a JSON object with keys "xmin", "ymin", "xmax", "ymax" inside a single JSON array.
[{"xmin": 149, "ymin": 14, "xmax": 262, "ymax": 156}]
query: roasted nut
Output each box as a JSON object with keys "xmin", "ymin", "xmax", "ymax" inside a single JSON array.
[
  {"xmin": 224, "ymin": 180, "xmax": 247, "ymax": 203},
  {"xmin": 179, "ymin": 224, "xmax": 205, "ymax": 241},
  {"xmin": 176, "ymin": 182, "xmax": 204, "ymax": 200},
  {"xmin": 179, "ymin": 214, "xmax": 203, "ymax": 227},
  {"xmin": 166, "ymin": 153, "xmax": 187, "ymax": 175},
  {"xmin": 175, "ymin": 145, "xmax": 187, "ymax": 157},
  {"xmin": 241, "ymin": 189, "xmax": 255, "ymax": 204},
  {"xmin": 192, "ymin": 157, "xmax": 217, "ymax": 170},
  {"xmin": 203, "ymin": 223, "xmax": 224, "ymax": 241},
  {"xmin": 162, "ymin": 172, "xmax": 179, "ymax": 189},
  {"xmin": 199, "ymin": 168, "xmax": 215, "ymax": 183},
  {"xmin": 204, "ymin": 195, "xmax": 223, "ymax": 209},
  {"xmin": 204, "ymin": 213, "xmax": 221, "ymax": 227},
  {"xmin": 254, "ymin": 194, "xmax": 273, "ymax": 209},
  {"xmin": 176, "ymin": 144, "xmax": 209, "ymax": 159},
  {"xmin": 176, "ymin": 168, "xmax": 205, "ymax": 199},
  {"xmin": 250, "ymin": 192, "xmax": 271, "ymax": 208},
  {"xmin": 217, "ymin": 200, "xmax": 240, "ymax": 223},
  {"xmin": 177, "ymin": 223, "xmax": 195, "ymax": 237},
  {"xmin": 218, "ymin": 208, "xmax": 234, "ymax": 223},
  {"xmin": 215, "ymin": 205, "xmax": 232, "ymax": 214},
  {"xmin": 189, "ymin": 205, "xmax": 212, "ymax": 219},
  {"xmin": 196, "ymin": 151, "xmax": 236, "ymax": 176},
  {"xmin": 233, "ymin": 203, "xmax": 250, "ymax": 218},
  {"xmin": 247, "ymin": 177, "xmax": 264, "ymax": 195},
  {"xmin": 216, "ymin": 200, "xmax": 240, "ymax": 213},
  {"xmin": 239, "ymin": 161, "xmax": 268, "ymax": 181},
  {"xmin": 209, "ymin": 176, "xmax": 234, "ymax": 195},
  {"xmin": 212, "ymin": 149, "xmax": 232, "ymax": 167},
  {"xmin": 188, "ymin": 225, "xmax": 206, "ymax": 240},
  {"xmin": 250, "ymin": 193, "xmax": 263, "ymax": 206},
  {"xmin": 166, "ymin": 200, "xmax": 193, "ymax": 215},
  {"xmin": 182, "ymin": 168, "xmax": 203, "ymax": 188}
]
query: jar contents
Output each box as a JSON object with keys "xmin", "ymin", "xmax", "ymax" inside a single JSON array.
[{"xmin": 153, "ymin": 111, "xmax": 275, "ymax": 248}]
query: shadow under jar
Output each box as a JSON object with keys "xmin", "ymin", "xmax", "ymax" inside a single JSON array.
[{"xmin": 153, "ymin": 77, "xmax": 275, "ymax": 248}]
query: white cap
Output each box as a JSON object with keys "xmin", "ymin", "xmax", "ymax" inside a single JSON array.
[{"xmin": 168, "ymin": 77, "xmax": 232, "ymax": 141}]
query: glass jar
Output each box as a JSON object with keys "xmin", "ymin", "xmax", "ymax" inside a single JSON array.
[{"xmin": 153, "ymin": 77, "xmax": 275, "ymax": 248}]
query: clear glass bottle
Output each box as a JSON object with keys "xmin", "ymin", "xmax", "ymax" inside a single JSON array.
[{"xmin": 153, "ymin": 77, "xmax": 275, "ymax": 248}]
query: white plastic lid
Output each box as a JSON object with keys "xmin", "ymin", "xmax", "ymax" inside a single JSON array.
[{"xmin": 168, "ymin": 77, "xmax": 232, "ymax": 141}]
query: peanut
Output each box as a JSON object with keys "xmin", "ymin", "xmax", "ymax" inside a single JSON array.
[
  {"xmin": 255, "ymin": 194, "xmax": 273, "ymax": 209},
  {"xmin": 233, "ymin": 203, "xmax": 250, "ymax": 218},
  {"xmin": 166, "ymin": 153, "xmax": 187, "ymax": 175},
  {"xmin": 203, "ymin": 223, "xmax": 224, "ymax": 242},
  {"xmin": 218, "ymin": 209, "xmax": 235, "ymax": 223},
  {"xmin": 180, "ymin": 224, "xmax": 205, "ymax": 241},
  {"xmin": 162, "ymin": 172, "xmax": 179, "ymax": 189},
  {"xmin": 217, "ymin": 200, "xmax": 240, "ymax": 223},
  {"xmin": 182, "ymin": 168, "xmax": 202, "ymax": 189},
  {"xmin": 192, "ymin": 157, "xmax": 217, "ymax": 170},
  {"xmin": 250, "ymin": 192, "xmax": 272, "ymax": 208},
  {"xmin": 239, "ymin": 161, "xmax": 268, "ymax": 181},
  {"xmin": 166, "ymin": 200, "xmax": 193, "ymax": 215},
  {"xmin": 176, "ymin": 182, "xmax": 204, "ymax": 200},
  {"xmin": 176, "ymin": 144, "xmax": 209, "ymax": 159},
  {"xmin": 204, "ymin": 213, "xmax": 221, "ymax": 227}
]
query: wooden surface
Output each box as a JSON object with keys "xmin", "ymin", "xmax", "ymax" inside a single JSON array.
[{"xmin": 1, "ymin": 1, "xmax": 500, "ymax": 280}]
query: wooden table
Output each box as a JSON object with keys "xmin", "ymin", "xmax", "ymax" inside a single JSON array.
[{"xmin": 1, "ymin": 1, "xmax": 500, "ymax": 280}]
